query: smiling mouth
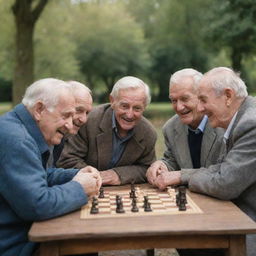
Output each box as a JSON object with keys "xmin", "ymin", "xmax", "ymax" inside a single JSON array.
[{"xmin": 180, "ymin": 110, "xmax": 191, "ymax": 116}]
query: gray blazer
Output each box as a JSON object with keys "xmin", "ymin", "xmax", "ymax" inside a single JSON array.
[
  {"xmin": 57, "ymin": 104, "xmax": 157, "ymax": 184},
  {"xmin": 162, "ymin": 114, "xmax": 224, "ymax": 170},
  {"xmin": 181, "ymin": 96, "xmax": 256, "ymax": 256}
]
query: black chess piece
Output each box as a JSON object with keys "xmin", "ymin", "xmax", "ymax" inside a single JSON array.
[
  {"xmin": 99, "ymin": 186, "xmax": 104, "ymax": 198},
  {"xmin": 116, "ymin": 196, "xmax": 125, "ymax": 213},
  {"xmin": 131, "ymin": 200, "xmax": 139, "ymax": 212},
  {"xmin": 144, "ymin": 202, "xmax": 152, "ymax": 212}
]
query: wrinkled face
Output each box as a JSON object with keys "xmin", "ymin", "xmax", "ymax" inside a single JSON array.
[
  {"xmin": 35, "ymin": 91, "xmax": 76, "ymax": 145},
  {"xmin": 72, "ymin": 91, "xmax": 93, "ymax": 134},
  {"xmin": 110, "ymin": 88, "xmax": 146, "ymax": 137},
  {"xmin": 197, "ymin": 79, "xmax": 231, "ymax": 128},
  {"xmin": 169, "ymin": 78, "xmax": 203, "ymax": 129}
]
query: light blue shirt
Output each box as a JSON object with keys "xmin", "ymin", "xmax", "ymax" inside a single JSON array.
[{"xmin": 188, "ymin": 115, "xmax": 208, "ymax": 134}]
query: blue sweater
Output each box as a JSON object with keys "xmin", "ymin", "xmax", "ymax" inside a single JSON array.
[{"xmin": 0, "ymin": 104, "xmax": 88, "ymax": 256}]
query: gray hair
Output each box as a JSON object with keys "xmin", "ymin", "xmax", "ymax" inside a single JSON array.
[
  {"xmin": 110, "ymin": 76, "xmax": 151, "ymax": 106},
  {"xmin": 204, "ymin": 67, "xmax": 248, "ymax": 98},
  {"xmin": 66, "ymin": 80, "xmax": 92, "ymax": 95},
  {"xmin": 22, "ymin": 78, "xmax": 72, "ymax": 111},
  {"xmin": 170, "ymin": 68, "xmax": 203, "ymax": 90}
]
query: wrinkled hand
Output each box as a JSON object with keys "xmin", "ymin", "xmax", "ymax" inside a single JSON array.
[
  {"xmin": 155, "ymin": 170, "xmax": 181, "ymax": 190},
  {"xmin": 73, "ymin": 167, "xmax": 102, "ymax": 196},
  {"xmin": 146, "ymin": 160, "xmax": 168, "ymax": 186},
  {"xmin": 100, "ymin": 169, "xmax": 121, "ymax": 185}
]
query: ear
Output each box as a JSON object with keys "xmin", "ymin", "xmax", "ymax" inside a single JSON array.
[
  {"xmin": 109, "ymin": 95, "xmax": 115, "ymax": 107},
  {"xmin": 33, "ymin": 101, "xmax": 46, "ymax": 121},
  {"xmin": 224, "ymin": 88, "xmax": 234, "ymax": 107}
]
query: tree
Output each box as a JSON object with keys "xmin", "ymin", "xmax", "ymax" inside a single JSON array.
[
  {"xmin": 148, "ymin": 0, "xmax": 211, "ymax": 101},
  {"xmin": 73, "ymin": 2, "xmax": 150, "ymax": 100},
  {"xmin": 206, "ymin": 0, "xmax": 256, "ymax": 77},
  {"xmin": 12, "ymin": 0, "xmax": 48, "ymax": 105}
]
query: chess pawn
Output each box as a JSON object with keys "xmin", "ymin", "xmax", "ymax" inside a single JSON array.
[
  {"xmin": 131, "ymin": 201, "xmax": 139, "ymax": 212},
  {"xmin": 144, "ymin": 202, "xmax": 152, "ymax": 212},
  {"xmin": 98, "ymin": 187, "xmax": 104, "ymax": 198}
]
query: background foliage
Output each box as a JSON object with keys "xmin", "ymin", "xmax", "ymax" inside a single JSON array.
[{"xmin": 0, "ymin": 0, "xmax": 256, "ymax": 103}]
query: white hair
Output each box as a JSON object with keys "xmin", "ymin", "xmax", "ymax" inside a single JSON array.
[
  {"xmin": 169, "ymin": 68, "xmax": 203, "ymax": 90},
  {"xmin": 66, "ymin": 80, "xmax": 92, "ymax": 96},
  {"xmin": 22, "ymin": 78, "xmax": 72, "ymax": 111},
  {"xmin": 205, "ymin": 67, "xmax": 248, "ymax": 98},
  {"xmin": 110, "ymin": 76, "xmax": 151, "ymax": 106}
]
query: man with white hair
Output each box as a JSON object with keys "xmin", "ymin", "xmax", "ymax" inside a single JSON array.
[
  {"xmin": 147, "ymin": 68, "xmax": 224, "ymax": 188},
  {"xmin": 51, "ymin": 80, "xmax": 93, "ymax": 167},
  {"xmin": 0, "ymin": 78, "xmax": 101, "ymax": 256},
  {"xmin": 57, "ymin": 76, "xmax": 157, "ymax": 185},
  {"xmin": 146, "ymin": 68, "xmax": 225, "ymax": 256},
  {"xmin": 157, "ymin": 67, "xmax": 256, "ymax": 256}
]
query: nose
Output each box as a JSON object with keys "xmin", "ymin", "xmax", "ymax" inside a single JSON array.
[
  {"xmin": 176, "ymin": 100, "xmax": 184, "ymax": 112},
  {"xmin": 197, "ymin": 101, "xmax": 205, "ymax": 113},
  {"xmin": 125, "ymin": 108, "xmax": 134, "ymax": 118},
  {"xmin": 65, "ymin": 116, "xmax": 74, "ymax": 132}
]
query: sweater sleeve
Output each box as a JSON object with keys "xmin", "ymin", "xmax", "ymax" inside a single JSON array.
[{"xmin": 0, "ymin": 137, "xmax": 88, "ymax": 221}]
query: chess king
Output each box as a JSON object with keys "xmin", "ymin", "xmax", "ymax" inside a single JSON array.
[{"xmin": 57, "ymin": 76, "xmax": 157, "ymax": 185}]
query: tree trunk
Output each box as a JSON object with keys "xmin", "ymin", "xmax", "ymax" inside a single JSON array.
[
  {"xmin": 12, "ymin": 0, "xmax": 48, "ymax": 105},
  {"xmin": 12, "ymin": 21, "xmax": 34, "ymax": 105}
]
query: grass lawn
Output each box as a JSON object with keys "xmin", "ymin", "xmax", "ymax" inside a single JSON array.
[{"xmin": 0, "ymin": 102, "xmax": 12, "ymax": 115}]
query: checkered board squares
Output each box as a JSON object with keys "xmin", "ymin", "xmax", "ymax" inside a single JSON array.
[{"xmin": 80, "ymin": 185, "xmax": 202, "ymax": 219}]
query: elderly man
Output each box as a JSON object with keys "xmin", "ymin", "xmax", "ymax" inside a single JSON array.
[
  {"xmin": 0, "ymin": 78, "xmax": 101, "ymax": 256},
  {"xmin": 146, "ymin": 68, "xmax": 225, "ymax": 256},
  {"xmin": 57, "ymin": 76, "xmax": 157, "ymax": 185},
  {"xmin": 157, "ymin": 67, "xmax": 256, "ymax": 256},
  {"xmin": 147, "ymin": 68, "xmax": 224, "ymax": 187},
  {"xmin": 51, "ymin": 80, "xmax": 93, "ymax": 167}
]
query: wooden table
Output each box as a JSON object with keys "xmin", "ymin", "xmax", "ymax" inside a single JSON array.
[{"xmin": 29, "ymin": 184, "xmax": 256, "ymax": 256}]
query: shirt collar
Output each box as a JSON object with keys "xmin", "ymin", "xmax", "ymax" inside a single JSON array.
[
  {"xmin": 111, "ymin": 111, "xmax": 134, "ymax": 139},
  {"xmin": 14, "ymin": 103, "xmax": 50, "ymax": 154},
  {"xmin": 188, "ymin": 115, "xmax": 208, "ymax": 134},
  {"xmin": 224, "ymin": 112, "xmax": 238, "ymax": 142}
]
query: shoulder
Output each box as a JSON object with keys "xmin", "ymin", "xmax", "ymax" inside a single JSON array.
[
  {"xmin": 88, "ymin": 103, "xmax": 111, "ymax": 119},
  {"xmin": 135, "ymin": 116, "xmax": 157, "ymax": 142},
  {"xmin": 163, "ymin": 114, "xmax": 181, "ymax": 132}
]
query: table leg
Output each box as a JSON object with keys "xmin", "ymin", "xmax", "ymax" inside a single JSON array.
[
  {"xmin": 40, "ymin": 242, "xmax": 59, "ymax": 256},
  {"xmin": 226, "ymin": 235, "xmax": 246, "ymax": 256}
]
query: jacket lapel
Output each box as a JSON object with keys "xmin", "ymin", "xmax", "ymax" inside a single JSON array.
[
  {"xmin": 96, "ymin": 107, "xmax": 113, "ymax": 170},
  {"xmin": 175, "ymin": 122, "xmax": 193, "ymax": 168},
  {"xmin": 200, "ymin": 121, "xmax": 216, "ymax": 166}
]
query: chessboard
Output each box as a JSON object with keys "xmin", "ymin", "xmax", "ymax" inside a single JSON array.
[{"xmin": 80, "ymin": 183, "xmax": 202, "ymax": 219}]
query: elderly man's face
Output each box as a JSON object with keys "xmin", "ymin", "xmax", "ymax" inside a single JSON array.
[
  {"xmin": 197, "ymin": 80, "xmax": 230, "ymax": 129},
  {"xmin": 110, "ymin": 88, "xmax": 146, "ymax": 137},
  {"xmin": 72, "ymin": 91, "xmax": 93, "ymax": 134},
  {"xmin": 36, "ymin": 91, "xmax": 76, "ymax": 145},
  {"xmin": 169, "ymin": 78, "xmax": 203, "ymax": 129}
]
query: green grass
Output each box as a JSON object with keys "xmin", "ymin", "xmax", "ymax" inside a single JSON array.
[{"xmin": 0, "ymin": 102, "xmax": 12, "ymax": 115}]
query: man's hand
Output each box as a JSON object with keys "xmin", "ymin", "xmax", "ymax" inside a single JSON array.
[
  {"xmin": 100, "ymin": 169, "xmax": 121, "ymax": 185},
  {"xmin": 146, "ymin": 160, "xmax": 168, "ymax": 186},
  {"xmin": 73, "ymin": 167, "xmax": 102, "ymax": 196},
  {"xmin": 155, "ymin": 170, "xmax": 181, "ymax": 190}
]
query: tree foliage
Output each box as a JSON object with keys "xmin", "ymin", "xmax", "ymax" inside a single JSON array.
[
  {"xmin": 205, "ymin": 0, "xmax": 256, "ymax": 76},
  {"xmin": 72, "ymin": 2, "xmax": 150, "ymax": 99}
]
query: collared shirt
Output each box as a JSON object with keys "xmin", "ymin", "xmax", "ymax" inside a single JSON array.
[
  {"xmin": 108, "ymin": 111, "xmax": 134, "ymax": 169},
  {"xmin": 223, "ymin": 112, "xmax": 238, "ymax": 143},
  {"xmin": 188, "ymin": 115, "xmax": 208, "ymax": 134}
]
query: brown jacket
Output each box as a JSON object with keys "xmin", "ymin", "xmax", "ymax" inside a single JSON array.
[{"xmin": 57, "ymin": 104, "xmax": 157, "ymax": 184}]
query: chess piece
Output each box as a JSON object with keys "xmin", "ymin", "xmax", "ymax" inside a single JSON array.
[
  {"xmin": 90, "ymin": 197, "xmax": 99, "ymax": 214},
  {"xmin": 131, "ymin": 200, "xmax": 139, "ymax": 212},
  {"xmin": 99, "ymin": 186, "xmax": 104, "ymax": 198},
  {"xmin": 144, "ymin": 202, "xmax": 152, "ymax": 212},
  {"xmin": 116, "ymin": 195, "xmax": 125, "ymax": 213}
]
